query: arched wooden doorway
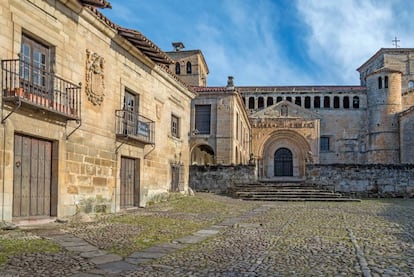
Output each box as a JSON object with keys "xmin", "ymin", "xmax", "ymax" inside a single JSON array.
[{"xmin": 274, "ymin": 148, "xmax": 293, "ymax": 176}]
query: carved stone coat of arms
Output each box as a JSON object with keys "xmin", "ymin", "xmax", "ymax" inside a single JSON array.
[{"xmin": 85, "ymin": 49, "xmax": 105, "ymax": 105}]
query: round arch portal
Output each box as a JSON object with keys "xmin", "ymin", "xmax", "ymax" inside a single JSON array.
[{"xmin": 258, "ymin": 130, "xmax": 311, "ymax": 179}]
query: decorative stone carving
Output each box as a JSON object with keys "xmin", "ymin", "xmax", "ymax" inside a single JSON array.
[{"xmin": 85, "ymin": 49, "xmax": 105, "ymax": 105}]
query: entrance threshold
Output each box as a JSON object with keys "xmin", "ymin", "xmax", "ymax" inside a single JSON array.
[{"xmin": 259, "ymin": 177, "xmax": 304, "ymax": 183}]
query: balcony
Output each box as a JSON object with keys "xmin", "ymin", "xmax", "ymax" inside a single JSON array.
[
  {"xmin": 1, "ymin": 59, "xmax": 81, "ymax": 120},
  {"xmin": 115, "ymin": 109, "xmax": 155, "ymax": 145}
]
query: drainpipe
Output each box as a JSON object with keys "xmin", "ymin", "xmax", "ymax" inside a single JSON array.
[{"xmin": 1, "ymin": 123, "xmax": 5, "ymax": 221}]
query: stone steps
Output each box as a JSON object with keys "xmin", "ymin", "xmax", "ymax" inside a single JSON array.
[{"xmin": 230, "ymin": 182, "xmax": 360, "ymax": 202}]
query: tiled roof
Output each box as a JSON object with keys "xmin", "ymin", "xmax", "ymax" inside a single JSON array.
[
  {"xmin": 193, "ymin": 86, "xmax": 366, "ymax": 94},
  {"xmin": 192, "ymin": 86, "xmax": 228, "ymax": 93},
  {"xmin": 117, "ymin": 27, "xmax": 174, "ymax": 65},
  {"xmin": 237, "ymin": 86, "xmax": 366, "ymax": 93},
  {"xmin": 79, "ymin": 0, "xmax": 112, "ymax": 9},
  {"xmin": 82, "ymin": 5, "xmax": 173, "ymax": 65},
  {"xmin": 357, "ymin": 48, "xmax": 414, "ymax": 72}
]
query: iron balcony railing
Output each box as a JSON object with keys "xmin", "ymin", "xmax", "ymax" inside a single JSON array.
[
  {"xmin": 115, "ymin": 109, "xmax": 155, "ymax": 145},
  {"xmin": 1, "ymin": 59, "xmax": 81, "ymax": 119}
]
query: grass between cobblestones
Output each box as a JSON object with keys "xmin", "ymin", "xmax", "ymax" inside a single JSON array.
[
  {"xmin": 67, "ymin": 193, "xmax": 259, "ymax": 257},
  {"xmin": 0, "ymin": 234, "xmax": 61, "ymax": 265},
  {"xmin": 1, "ymin": 195, "xmax": 413, "ymax": 275}
]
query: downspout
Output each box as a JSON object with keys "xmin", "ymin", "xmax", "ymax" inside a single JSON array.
[{"xmin": 1, "ymin": 123, "xmax": 6, "ymax": 221}]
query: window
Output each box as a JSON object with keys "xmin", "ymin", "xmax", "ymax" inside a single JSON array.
[
  {"xmin": 122, "ymin": 90, "xmax": 139, "ymax": 136},
  {"xmin": 195, "ymin": 105, "xmax": 211, "ymax": 134},
  {"xmin": 304, "ymin": 96, "xmax": 311, "ymax": 108},
  {"xmin": 320, "ymin": 137, "xmax": 330, "ymax": 152},
  {"xmin": 20, "ymin": 35, "xmax": 50, "ymax": 90},
  {"xmin": 258, "ymin": 97, "xmax": 264, "ymax": 109},
  {"xmin": 186, "ymin": 61, "xmax": 192, "ymax": 74},
  {"xmin": 286, "ymin": 96, "xmax": 292, "ymax": 102},
  {"xmin": 384, "ymin": 76, "xmax": 388, "ymax": 88},
  {"xmin": 295, "ymin": 97, "xmax": 301, "ymax": 106},
  {"xmin": 333, "ymin": 96, "xmax": 340, "ymax": 108},
  {"xmin": 276, "ymin": 96, "xmax": 283, "ymax": 103},
  {"xmin": 248, "ymin": 97, "xmax": 255, "ymax": 109},
  {"xmin": 353, "ymin": 96, "xmax": 360, "ymax": 109},
  {"xmin": 409, "ymin": 80, "xmax": 414, "ymax": 89},
  {"xmin": 314, "ymin": 96, "xmax": 320, "ymax": 108},
  {"xmin": 267, "ymin": 97, "xmax": 273, "ymax": 106},
  {"xmin": 378, "ymin": 76, "xmax": 382, "ymax": 89},
  {"xmin": 343, "ymin": 96, "xmax": 350, "ymax": 109},
  {"xmin": 171, "ymin": 114, "xmax": 180, "ymax": 138},
  {"xmin": 324, "ymin": 96, "xmax": 330, "ymax": 108},
  {"xmin": 175, "ymin": 62, "xmax": 180, "ymax": 75}
]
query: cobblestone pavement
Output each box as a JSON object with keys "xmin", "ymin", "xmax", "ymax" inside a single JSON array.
[{"xmin": 1, "ymin": 198, "xmax": 414, "ymax": 276}]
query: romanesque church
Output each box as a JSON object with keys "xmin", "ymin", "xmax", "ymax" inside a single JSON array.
[{"xmin": 1, "ymin": 0, "xmax": 413, "ymax": 224}]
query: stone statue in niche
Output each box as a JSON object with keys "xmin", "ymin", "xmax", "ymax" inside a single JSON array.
[
  {"xmin": 86, "ymin": 49, "xmax": 105, "ymax": 106},
  {"xmin": 281, "ymin": 104, "xmax": 288, "ymax": 117}
]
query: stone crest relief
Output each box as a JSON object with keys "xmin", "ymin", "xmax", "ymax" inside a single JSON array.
[{"xmin": 86, "ymin": 49, "xmax": 105, "ymax": 106}]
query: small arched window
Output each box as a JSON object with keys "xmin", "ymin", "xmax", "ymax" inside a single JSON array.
[
  {"xmin": 267, "ymin": 97, "xmax": 274, "ymax": 107},
  {"xmin": 304, "ymin": 96, "xmax": 311, "ymax": 108},
  {"xmin": 409, "ymin": 80, "xmax": 414, "ymax": 89},
  {"xmin": 384, "ymin": 76, "xmax": 388, "ymax": 88},
  {"xmin": 258, "ymin": 97, "xmax": 264, "ymax": 109},
  {"xmin": 286, "ymin": 96, "xmax": 292, "ymax": 102},
  {"xmin": 175, "ymin": 62, "xmax": 181, "ymax": 75},
  {"xmin": 186, "ymin": 61, "xmax": 192, "ymax": 74},
  {"xmin": 324, "ymin": 96, "xmax": 330, "ymax": 108},
  {"xmin": 295, "ymin": 97, "xmax": 301, "ymax": 106},
  {"xmin": 343, "ymin": 96, "xmax": 349, "ymax": 109},
  {"xmin": 242, "ymin": 97, "xmax": 246, "ymax": 105},
  {"xmin": 378, "ymin": 76, "xmax": 382, "ymax": 89},
  {"xmin": 276, "ymin": 96, "xmax": 283, "ymax": 103},
  {"xmin": 334, "ymin": 96, "xmax": 340, "ymax": 108},
  {"xmin": 314, "ymin": 96, "xmax": 321, "ymax": 108},
  {"xmin": 248, "ymin": 97, "xmax": 255, "ymax": 109},
  {"xmin": 353, "ymin": 96, "xmax": 360, "ymax": 109}
]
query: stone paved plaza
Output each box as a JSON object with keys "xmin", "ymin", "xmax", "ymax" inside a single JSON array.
[{"xmin": 1, "ymin": 196, "xmax": 414, "ymax": 276}]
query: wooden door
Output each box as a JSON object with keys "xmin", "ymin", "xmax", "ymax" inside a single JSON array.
[
  {"xmin": 13, "ymin": 134, "xmax": 52, "ymax": 218},
  {"xmin": 171, "ymin": 165, "xmax": 180, "ymax": 192},
  {"xmin": 274, "ymin": 148, "xmax": 293, "ymax": 176},
  {"xmin": 120, "ymin": 157, "xmax": 139, "ymax": 208}
]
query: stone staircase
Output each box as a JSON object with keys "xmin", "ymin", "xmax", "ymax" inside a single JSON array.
[{"xmin": 230, "ymin": 181, "xmax": 360, "ymax": 202}]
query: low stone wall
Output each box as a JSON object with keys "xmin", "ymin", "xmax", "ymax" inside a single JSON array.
[
  {"xmin": 189, "ymin": 165, "xmax": 257, "ymax": 193},
  {"xmin": 306, "ymin": 164, "xmax": 414, "ymax": 197}
]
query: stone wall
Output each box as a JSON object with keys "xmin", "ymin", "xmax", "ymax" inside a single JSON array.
[
  {"xmin": 306, "ymin": 164, "xmax": 414, "ymax": 197},
  {"xmin": 189, "ymin": 165, "xmax": 257, "ymax": 193}
]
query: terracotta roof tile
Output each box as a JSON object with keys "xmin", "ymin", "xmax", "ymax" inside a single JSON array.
[{"xmin": 79, "ymin": 0, "xmax": 112, "ymax": 9}]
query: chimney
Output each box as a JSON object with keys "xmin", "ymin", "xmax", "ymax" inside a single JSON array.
[
  {"xmin": 172, "ymin": 42, "xmax": 185, "ymax": 51},
  {"xmin": 226, "ymin": 76, "xmax": 234, "ymax": 90}
]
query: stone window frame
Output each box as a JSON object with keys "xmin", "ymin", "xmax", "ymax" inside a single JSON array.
[
  {"xmin": 186, "ymin": 61, "xmax": 192, "ymax": 74},
  {"xmin": 171, "ymin": 114, "xmax": 180, "ymax": 138},
  {"xmin": 320, "ymin": 136, "xmax": 331, "ymax": 152},
  {"xmin": 175, "ymin": 62, "xmax": 180, "ymax": 75}
]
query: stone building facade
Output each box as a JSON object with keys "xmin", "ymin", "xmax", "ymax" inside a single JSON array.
[
  {"xmin": 0, "ymin": 0, "xmax": 195, "ymax": 223},
  {"xmin": 174, "ymin": 47, "xmax": 414, "ymax": 181}
]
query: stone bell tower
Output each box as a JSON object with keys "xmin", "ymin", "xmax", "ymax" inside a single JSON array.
[
  {"xmin": 165, "ymin": 42, "xmax": 209, "ymax": 87},
  {"xmin": 365, "ymin": 68, "xmax": 402, "ymax": 163}
]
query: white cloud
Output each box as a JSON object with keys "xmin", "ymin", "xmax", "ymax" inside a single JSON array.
[
  {"xmin": 296, "ymin": 0, "xmax": 414, "ymax": 84},
  {"xmin": 193, "ymin": 0, "xmax": 314, "ymax": 86}
]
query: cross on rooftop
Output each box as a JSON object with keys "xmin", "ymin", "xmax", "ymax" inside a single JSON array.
[{"xmin": 392, "ymin": 36, "xmax": 400, "ymax": 48}]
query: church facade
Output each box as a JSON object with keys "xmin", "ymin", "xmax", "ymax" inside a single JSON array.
[{"xmin": 169, "ymin": 47, "xmax": 414, "ymax": 181}]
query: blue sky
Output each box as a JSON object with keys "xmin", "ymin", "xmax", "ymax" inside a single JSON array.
[{"xmin": 102, "ymin": 0, "xmax": 414, "ymax": 86}]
